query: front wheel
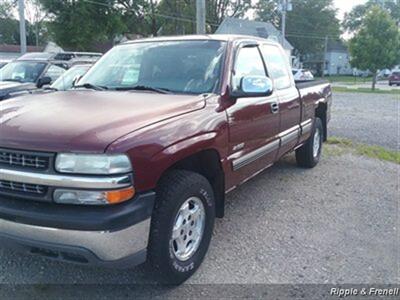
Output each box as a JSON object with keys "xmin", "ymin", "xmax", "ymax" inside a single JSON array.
[
  {"xmin": 147, "ymin": 170, "xmax": 215, "ymax": 284},
  {"xmin": 296, "ymin": 117, "xmax": 323, "ymax": 168}
]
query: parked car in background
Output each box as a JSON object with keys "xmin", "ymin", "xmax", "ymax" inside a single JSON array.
[
  {"xmin": 389, "ymin": 71, "xmax": 400, "ymax": 86},
  {"xmin": 292, "ymin": 68, "xmax": 314, "ymax": 81},
  {"xmin": 352, "ymin": 69, "xmax": 372, "ymax": 77},
  {"xmin": 49, "ymin": 64, "xmax": 92, "ymax": 91},
  {"xmin": 18, "ymin": 52, "xmax": 102, "ymax": 63},
  {"xmin": 0, "ymin": 60, "xmax": 11, "ymax": 69},
  {"xmin": 378, "ymin": 69, "xmax": 392, "ymax": 78},
  {"xmin": 0, "ymin": 35, "xmax": 332, "ymax": 284},
  {"xmin": 0, "ymin": 55, "xmax": 67, "ymax": 100},
  {"xmin": 53, "ymin": 51, "xmax": 102, "ymax": 61}
]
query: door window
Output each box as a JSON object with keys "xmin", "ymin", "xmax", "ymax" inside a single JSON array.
[
  {"xmin": 260, "ymin": 44, "xmax": 291, "ymax": 90},
  {"xmin": 232, "ymin": 47, "xmax": 266, "ymax": 91}
]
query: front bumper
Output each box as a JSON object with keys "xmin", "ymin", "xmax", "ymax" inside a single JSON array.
[{"xmin": 0, "ymin": 192, "xmax": 155, "ymax": 268}]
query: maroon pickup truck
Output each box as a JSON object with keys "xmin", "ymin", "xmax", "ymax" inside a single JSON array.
[{"xmin": 0, "ymin": 35, "xmax": 331, "ymax": 283}]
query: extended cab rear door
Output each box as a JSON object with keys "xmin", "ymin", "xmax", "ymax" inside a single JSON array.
[
  {"xmin": 226, "ymin": 43, "xmax": 280, "ymax": 182},
  {"xmin": 259, "ymin": 44, "xmax": 301, "ymax": 156}
]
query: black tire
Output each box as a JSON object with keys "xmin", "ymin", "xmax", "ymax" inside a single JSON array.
[
  {"xmin": 148, "ymin": 170, "xmax": 215, "ymax": 284},
  {"xmin": 296, "ymin": 117, "xmax": 323, "ymax": 168}
]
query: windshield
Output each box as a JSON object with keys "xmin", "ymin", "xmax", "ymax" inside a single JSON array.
[
  {"xmin": 79, "ymin": 40, "xmax": 226, "ymax": 94},
  {"xmin": 51, "ymin": 64, "xmax": 91, "ymax": 91},
  {"xmin": 0, "ymin": 61, "xmax": 46, "ymax": 83}
]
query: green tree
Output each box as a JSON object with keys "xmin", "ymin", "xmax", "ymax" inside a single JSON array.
[
  {"xmin": 0, "ymin": 18, "xmax": 19, "ymax": 44},
  {"xmin": 343, "ymin": 0, "xmax": 400, "ymax": 32},
  {"xmin": 25, "ymin": 0, "xmax": 48, "ymax": 46},
  {"xmin": 156, "ymin": 0, "xmax": 251, "ymax": 35},
  {"xmin": 114, "ymin": 0, "xmax": 156, "ymax": 36},
  {"xmin": 255, "ymin": 0, "xmax": 341, "ymax": 57},
  {"xmin": 206, "ymin": 0, "xmax": 252, "ymax": 28},
  {"xmin": 349, "ymin": 6, "xmax": 400, "ymax": 90},
  {"xmin": 255, "ymin": 0, "xmax": 280, "ymax": 27},
  {"xmin": 0, "ymin": 0, "xmax": 46, "ymax": 46},
  {"xmin": 39, "ymin": 0, "xmax": 126, "ymax": 51}
]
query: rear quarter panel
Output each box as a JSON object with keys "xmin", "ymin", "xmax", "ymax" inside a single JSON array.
[{"xmin": 297, "ymin": 81, "xmax": 332, "ymax": 143}]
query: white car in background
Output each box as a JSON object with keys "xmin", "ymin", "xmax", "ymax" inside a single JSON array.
[
  {"xmin": 292, "ymin": 68, "xmax": 314, "ymax": 81},
  {"xmin": 0, "ymin": 59, "xmax": 11, "ymax": 69}
]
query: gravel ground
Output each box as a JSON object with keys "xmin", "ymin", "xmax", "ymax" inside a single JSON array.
[
  {"xmin": 0, "ymin": 150, "xmax": 398, "ymax": 297},
  {"xmin": 329, "ymin": 92, "xmax": 399, "ymax": 150},
  {"xmin": 1, "ymin": 92, "xmax": 399, "ymax": 298}
]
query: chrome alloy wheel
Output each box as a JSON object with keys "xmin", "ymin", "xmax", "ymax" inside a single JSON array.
[
  {"xmin": 313, "ymin": 127, "xmax": 321, "ymax": 158},
  {"xmin": 170, "ymin": 196, "xmax": 206, "ymax": 261}
]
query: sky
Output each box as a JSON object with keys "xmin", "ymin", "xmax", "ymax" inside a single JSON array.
[{"xmin": 334, "ymin": 0, "xmax": 368, "ymax": 20}]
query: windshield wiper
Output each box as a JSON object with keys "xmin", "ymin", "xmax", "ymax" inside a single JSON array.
[
  {"xmin": 115, "ymin": 85, "xmax": 171, "ymax": 94},
  {"xmin": 74, "ymin": 83, "xmax": 108, "ymax": 91},
  {"xmin": 44, "ymin": 86, "xmax": 58, "ymax": 91},
  {"xmin": 2, "ymin": 78, "xmax": 22, "ymax": 83}
]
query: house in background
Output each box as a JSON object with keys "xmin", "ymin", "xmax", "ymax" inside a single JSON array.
[
  {"xmin": 302, "ymin": 40, "xmax": 352, "ymax": 76},
  {"xmin": 324, "ymin": 40, "xmax": 352, "ymax": 76},
  {"xmin": 216, "ymin": 18, "xmax": 296, "ymax": 66}
]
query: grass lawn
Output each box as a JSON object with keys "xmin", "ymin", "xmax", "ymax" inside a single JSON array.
[
  {"xmin": 316, "ymin": 75, "xmax": 373, "ymax": 84},
  {"xmin": 332, "ymin": 86, "xmax": 400, "ymax": 95},
  {"xmin": 325, "ymin": 137, "xmax": 400, "ymax": 164}
]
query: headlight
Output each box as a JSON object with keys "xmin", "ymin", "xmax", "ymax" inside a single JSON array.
[{"xmin": 55, "ymin": 153, "xmax": 132, "ymax": 175}]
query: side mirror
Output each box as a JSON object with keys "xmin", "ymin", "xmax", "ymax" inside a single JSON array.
[
  {"xmin": 37, "ymin": 76, "xmax": 52, "ymax": 88},
  {"xmin": 231, "ymin": 75, "xmax": 273, "ymax": 98}
]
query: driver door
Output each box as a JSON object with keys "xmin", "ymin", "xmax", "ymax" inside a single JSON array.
[{"xmin": 226, "ymin": 44, "xmax": 280, "ymax": 183}]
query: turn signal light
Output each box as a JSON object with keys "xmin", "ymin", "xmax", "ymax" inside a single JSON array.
[
  {"xmin": 106, "ymin": 187, "xmax": 135, "ymax": 204},
  {"xmin": 53, "ymin": 186, "xmax": 135, "ymax": 205}
]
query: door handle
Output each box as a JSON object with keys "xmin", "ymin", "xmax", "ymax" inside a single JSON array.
[{"xmin": 271, "ymin": 102, "xmax": 279, "ymax": 114}]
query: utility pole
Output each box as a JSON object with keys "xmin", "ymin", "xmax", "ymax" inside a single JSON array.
[
  {"xmin": 279, "ymin": 0, "xmax": 292, "ymax": 46},
  {"xmin": 196, "ymin": 0, "xmax": 206, "ymax": 34},
  {"xmin": 322, "ymin": 36, "xmax": 328, "ymax": 78},
  {"xmin": 18, "ymin": 0, "xmax": 27, "ymax": 55},
  {"xmin": 281, "ymin": 0, "xmax": 286, "ymax": 45}
]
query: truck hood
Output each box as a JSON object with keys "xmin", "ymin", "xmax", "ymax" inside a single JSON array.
[
  {"xmin": 0, "ymin": 90, "xmax": 205, "ymax": 152},
  {"xmin": 0, "ymin": 81, "xmax": 35, "ymax": 99}
]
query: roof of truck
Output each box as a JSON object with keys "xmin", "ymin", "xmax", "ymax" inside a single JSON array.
[{"xmin": 122, "ymin": 34, "xmax": 279, "ymax": 45}]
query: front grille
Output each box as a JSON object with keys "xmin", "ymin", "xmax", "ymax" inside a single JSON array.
[
  {"xmin": 0, "ymin": 148, "xmax": 54, "ymax": 201},
  {"xmin": 0, "ymin": 148, "xmax": 50, "ymax": 170},
  {"xmin": 0, "ymin": 179, "xmax": 47, "ymax": 195}
]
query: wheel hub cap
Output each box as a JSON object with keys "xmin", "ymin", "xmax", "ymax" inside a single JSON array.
[
  {"xmin": 313, "ymin": 128, "xmax": 321, "ymax": 158},
  {"xmin": 170, "ymin": 196, "xmax": 205, "ymax": 261}
]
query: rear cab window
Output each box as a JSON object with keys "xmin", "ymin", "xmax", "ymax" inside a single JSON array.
[{"xmin": 259, "ymin": 44, "xmax": 292, "ymax": 90}]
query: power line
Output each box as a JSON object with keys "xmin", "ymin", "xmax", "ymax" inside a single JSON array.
[
  {"xmin": 54, "ymin": 0, "xmax": 344, "ymax": 40},
  {"xmin": 81, "ymin": 0, "xmax": 219, "ymax": 27},
  {"xmin": 285, "ymin": 33, "xmax": 339, "ymax": 40}
]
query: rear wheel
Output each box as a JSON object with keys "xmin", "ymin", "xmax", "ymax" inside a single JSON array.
[
  {"xmin": 148, "ymin": 170, "xmax": 215, "ymax": 284},
  {"xmin": 296, "ymin": 117, "xmax": 323, "ymax": 168}
]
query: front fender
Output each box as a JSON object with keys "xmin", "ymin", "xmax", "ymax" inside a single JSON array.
[{"xmin": 106, "ymin": 99, "xmax": 229, "ymax": 192}]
